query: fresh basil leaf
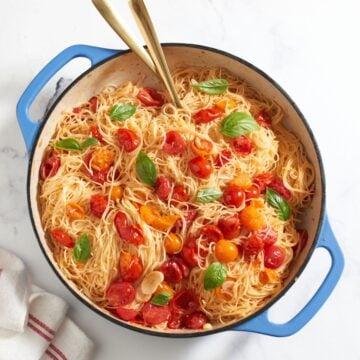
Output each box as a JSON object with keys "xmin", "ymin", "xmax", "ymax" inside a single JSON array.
[
  {"xmin": 136, "ymin": 151, "xmax": 157, "ymax": 186},
  {"xmin": 196, "ymin": 188, "xmax": 223, "ymax": 203},
  {"xmin": 192, "ymin": 79, "xmax": 229, "ymax": 95},
  {"xmin": 204, "ymin": 262, "xmax": 227, "ymax": 291},
  {"xmin": 266, "ymin": 187, "xmax": 291, "ymax": 221},
  {"xmin": 72, "ymin": 234, "xmax": 91, "ymax": 263},
  {"xmin": 110, "ymin": 103, "xmax": 137, "ymax": 121},
  {"xmin": 81, "ymin": 137, "xmax": 98, "ymax": 149},
  {"xmin": 54, "ymin": 138, "xmax": 81, "ymax": 151},
  {"xmin": 220, "ymin": 112, "xmax": 260, "ymax": 138},
  {"xmin": 151, "ymin": 291, "xmax": 172, "ymax": 306}
]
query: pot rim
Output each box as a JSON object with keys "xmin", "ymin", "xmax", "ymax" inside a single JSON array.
[{"xmin": 26, "ymin": 43, "xmax": 326, "ymax": 338}]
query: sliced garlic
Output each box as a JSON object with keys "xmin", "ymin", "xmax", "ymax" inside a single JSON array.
[
  {"xmin": 140, "ymin": 271, "xmax": 164, "ymax": 295},
  {"xmin": 203, "ymin": 323, "xmax": 213, "ymax": 331},
  {"xmin": 135, "ymin": 288, "xmax": 152, "ymax": 303}
]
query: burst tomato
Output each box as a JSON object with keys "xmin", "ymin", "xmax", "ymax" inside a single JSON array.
[
  {"xmin": 191, "ymin": 136, "xmax": 213, "ymax": 156},
  {"xmin": 200, "ymin": 225, "xmax": 223, "ymax": 244},
  {"xmin": 66, "ymin": 202, "xmax": 85, "ymax": 220},
  {"xmin": 154, "ymin": 175, "xmax": 171, "ymax": 201},
  {"xmin": 83, "ymin": 152, "xmax": 109, "ymax": 185},
  {"xmin": 253, "ymin": 172, "xmax": 273, "ymax": 192},
  {"xmin": 163, "ymin": 131, "xmax": 187, "ymax": 155},
  {"xmin": 214, "ymin": 149, "xmax": 232, "ymax": 168},
  {"xmin": 137, "ymin": 87, "xmax": 164, "ymax": 107},
  {"xmin": 119, "ymin": 251, "xmax": 143, "ymax": 282},
  {"xmin": 245, "ymin": 185, "xmax": 261, "ymax": 200},
  {"xmin": 106, "ymin": 281, "xmax": 135, "ymax": 307},
  {"xmin": 189, "ymin": 156, "xmax": 213, "ymax": 179},
  {"xmin": 171, "ymin": 290, "xmax": 199, "ymax": 315},
  {"xmin": 90, "ymin": 194, "xmax": 108, "ymax": 218},
  {"xmin": 184, "ymin": 311, "xmax": 208, "ymax": 330},
  {"xmin": 172, "ymin": 185, "xmax": 190, "ymax": 203},
  {"xmin": 230, "ymin": 136, "xmax": 253, "ymax": 155},
  {"xmin": 242, "ymin": 235, "xmax": 264, "ymax": 261},
  {"xmin": 50, "ymin": 229, "xmax": 74, "ymax": 248},
  {"xmin": 114, "ymin": 211, "xmax": 144, "ymax": 246},
  {"xmin": 88, "ymin": 96, "xmax": 98, "ymax": 113},
  {"xmin": 253, "ymin": 227, "xmax": 277, "ymax": 247},
  {"xmin": 264, "ymin": 245, "xmax": 285, "ymax": 269},
  {"xmin": 193, "ymin": 107, "xmax": 223, "ymax": 124},
  {"xmin": 89, "ymin": 125, "xmax": 105, "ymax": 144},
  {"xmin": 223, "ymin": 185, "xmax": 245, "ymax": 207},
  {"xmin": 117, "ymin": 128, "xmax": 141, "ymax": 152},
  {"xmin": 160, "ymin": 259, "xmax": 183, "ymax": 283},
  {"xmin": 181, "ymin": 246, "xmax": 199, "ymax": 268},
  {"xmin": 256, "ymin": 110, "xmax": 272, "ymax": 128},
  {"xmin": 40, "ymin": 156, "xmax": 61, "ymax": 180},
  {"xmin": 217, "ymin": 215, "xmax": 241, "ymax": 239},
  {"xmin": 268, "ymin": 178, "xmax": 291, "ymax": 200}
]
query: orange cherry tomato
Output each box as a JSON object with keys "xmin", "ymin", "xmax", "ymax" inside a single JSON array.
[
  {"xmin": 50, "ymin": 229, "xmax": 74, "ymax": 248},
  {"xmin": 215, "ymin": 239, "xmax": 239, "ymax": 263},
  {"xmin": 66, "ymin": 202, "xmax": 85, "ymax": 220},
  {"xmin": 190, "ymin": 136, "xmax": 213, "ymax": 156},
  {"xmin": 215, "ymin": 286, "xmax": 233, "ymax": 301},
  {"xmin": 239, "ymin": 205, "xmax": 265, "ymax": 230},
  {"xmin": 164, "ymin": 233, "xmax": 183, "ymax": 254},
  {"xmin": 229, "ymin": 173, "xmax": 252, "ymax": 189},
  {"xmin": 259, "ymin": 268, "xmax": 279, "ymax": 285},
  {"xmin": 119, "ymin": 251, "xmax": 143, "ymax": 282},
  {"xmin": 110, "ymin": 186, "xmax": 124, "ymax": 201},
  {"xmin": 90, "ymin": 148, "xmax": 115, "ymax": 172},
  {"xmin": 215, "ymin": 99, "xmax": 236, "ymax": 111},
  {"xmin": 155, "ymin": 282, "xmax": 175, "ymax": 298}
]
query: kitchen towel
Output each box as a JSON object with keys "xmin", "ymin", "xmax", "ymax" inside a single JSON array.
[{"xmin": 0, "ymin": 247, "xmax": 94, "ymax": 360}]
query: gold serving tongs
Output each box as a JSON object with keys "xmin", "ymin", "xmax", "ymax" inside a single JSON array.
[{"xmin": 92, "ymin": 0, "xmax": 182, "ymax": 108}]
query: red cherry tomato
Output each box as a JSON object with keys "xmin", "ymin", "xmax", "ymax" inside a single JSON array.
[
  {"xmin": 83, "ymin": 152, "xmax": 109, "ymax": 185},
  {"xmin": 40, "ymin": 156, "xmax": 61, "ymax": 180},
  {"xmin": 137, "ymin": 87, "xmax": 164, "ymax": 107},
  {"xmin": 115, "ymin": 307, "xmax": 138, "ymax": 321},
  {"xmin": 172, "ymin": 257, "xmax": 190, "ymax": 279},
  {"xmin": 73, "ymin": 106, "xmax": 82, "ymax": 113},
  {"xmin": 167, "ymin": 312, "xmax": 183, "ymax": 329},
  {"xmin": 160, "ymin": 259, "xmax": 183, "ymax": 283},
  {"xmin": 189, "ymin": 156, "xmax": 213, "ymax": 179},
  {"xmin": 114, "ymin": 211, "xmax": 144, "ymax": 246},
  {"xmin": 171, "ymin": 290, "xmax": 199, "ymax": 315},
  {"xmin": 119, "ymin": 252, "xmax": 143, "ymax": 282},
  {"xmin": 193, "ymin": 107, "xmax": 223, "ymax": 124},
  {"xmin": 218, "ymin": 215, "xmax": 241, "ymax": 240},
  {"xmin": 89, "ymin": 125, "xmax": 105, "ymax": 144},
  {"xmin": 90, "ymin": 194, "xmax": 108, "ymax": 218},
  {"xmin": 200, "ymin": 225, "xmax": 223, "ymax": 244},
  {"xmin": 214, "ymin": 149, "xmax": 233, "ymax": 168},
  {"xmin": 142, "ymin": 303, "xmax": 170, "ymax": 325},
  {"xmin": 253, "ymin": 172, "xmax": 273, "ymax": 192},
  {"xmin": 181, "ymin": 246, "xmax": 199, "ymax": 268},
  {"xmin": 242, "ymin": 235, "xmax": 264, "ymax": 261},
  {"xmin": 223, "ymin": 185, "xmax": 246, "ymax": 207},
  {"xmin": 184, "ymin": 311, "xmax": 208, "ymax": 330},
  {"xmin": 173, "ymin": 206, "xmax": 198, "ymax": 232},
  {"xmin": 163, "ymin": 131, "xmax": 187, "ymax": 156},
  {"xmin": 245, "ymin": 185, "xmax": 261, "ymax": 200},
  {"xmin": 268, "ymin": 178, "xmax": 291, "ymax": 200},
  {"xmin": 50, "ymin": 229, "xmax": 74, "ymax": 248},
  {"xmin": 256, "ymin": 110, "xmax": 272, "ymax": 128},
  {"xmin": 264, "ymin": 245, "xmax": 285, "ymax": 269},
  {"xmin": 172, "ymin": 185, "xmax": 190, "ymax": 203},
  {"xmin": 230, "ymin": 136, "xmax": 253, "ymax": 155},
  {"xmin": 106, "ymin": 281, "xmax": 135, "ymax": 307},
  {"xmin": 154, "ymin": 175, "xmax": 172, "ymax": 201},
  {"xmin": 89, "ymin": 96, "xmax": 98, "ymax": 113},
  {"xmin": 117, "ymin": 128, "xmax": 141, "ymax": 152},
  {"xmin": 253, "ymin": 227, "xmax": 277, "ymax": 247}
]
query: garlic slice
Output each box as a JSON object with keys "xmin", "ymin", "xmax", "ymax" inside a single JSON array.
[{"xmin": 140, "ymin": 271, "xmax": 164, "ymax": 295}]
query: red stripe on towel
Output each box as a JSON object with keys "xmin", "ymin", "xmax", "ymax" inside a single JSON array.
[
  {"xmin": 50, "ymin": 344, "xmax": 68, "ymax": 360},
  {"xmin": 29, "ymin": 314, "xmax": 56, "ymax": 335},
  {"xmin": 27, "ymin": 322, "xmax": 52, "ymax": 342},
  {"xmin": 45, "ymin": 349, "xmax": 59, "ymax": 360}
]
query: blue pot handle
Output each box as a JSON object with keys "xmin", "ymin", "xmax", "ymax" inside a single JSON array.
[
  {"xmin": 16, "ymin": 45, "xmax": 119, "ymax": 153},
  {"xmin": 232, "ymin": 213, "xmax": 344, "ymax": 336}
]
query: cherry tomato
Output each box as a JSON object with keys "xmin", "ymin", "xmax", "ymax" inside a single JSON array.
[
  {"xmin": 83, "ymin": 152, "xmax": 109, "ymax": 185},
  {"xmin": 173, "ymin": 206, "xmax": 198, "ymax": 232},
  {"xmin": 189, "ymin": 156, "xmax": 213, "ymax": 179},
  {"xmin": 137, "ymin": 87, "xmax": 164, "ymax": 107},
  {"xmin": 117, "ymin": 128, "xmax": 141, "ymax": 152},
  {"xmin": 172, "ymin": 185, "xmax": 190, "ymax": 203},
  {"xmin": 66, "ymin": 202, "xmax": 85, "ymax": 220},
  {"xmin": 110, "ymin": 186, "xmax": 124, "ymax": 201},
  {"xmin": 171, "ymin": 290, "xmax": 199, "ymax": 315},
  {"xmin": 217, "ymin": 215, "xmax": 241, "ymax": 239},
  {"xmin": 193, "ymin": 107, "xmax": 223, "ymax": 124},
  {"xmin": 215, "ymin": 99, "xmax": 236, "ymax": 111},
  {"xmin": 154, "ymin": 175, "xmax": 171, "ymax": 201},
  {"xmin": 167, "ymin": 312, "xmax": 183, "ymax": 329},
  {"xmin": 164, "ymin": 233, "xmax": 182, "ymax": 254},
  {"xmin": 40, "ymin": 156, "xmax": 61, "ymax": 180},
  {"xmin": 163, "ymin": 131, "xmax": 187, "ymax": 156},
  {"xmin": 223, "ymin": 185, "xmax": 245, "ymax": 207},
  {"xmin": 215, "ymin": 239, "xmax": 239, "ymax": 263},
  {"xmin": 256, "ymin": 110, "xmax": 272, "ymax": 128},
  {"xmin": 245, "ymin": 185, "xmax": 261, "ymax": 200},
  {"xmin": 119, "ymin": 251, "xmax": 143, "ymax": 282},
  {"xmin": 90, "ymin": 194, "xmax": 108, "ymax": 218},
  {"xmin": 191, "ymin": 136, "xmax": 213, "ymax": 156},
  {"xmin": 230, "ymin": 136, "xmax": 253, "ymax": 155},
  {"xmin": 50, "ymin": 229, "xmax": 74, "ymax": 248},
  {"xmin": 155, "ymin": 282, "xmax": 175, "ymax": 298},
  {"xmin": 184, "ymin": 311, "xmax": 208, "ymax": 330},
  {"xmin": 181, "ymin": 246, "xmax": 199, "ymax": 268},
  {"xmin": 73, "ymin": 106, "xmax": 82, "ymax": 113},
  {"xmin": 172, "ymin": 257, "xmax": 190, "ymax": 279},
  {"xmin": 90, "ymin": 148, "xmax": 115, "ymax": 172},
  {"xmin": 142, "ymin": 303, "xmax": 170, "ymax": 325},
  {"xmin": 268, "ymin": 178, "xmax": 291, "ymax": 200},
  {"xmin": 89, "ymin": 96, "xmax": 98, "ymax": 113},
  {"xmin": 160, "ymin": 259, "xmax": 183, "ymax": 283},
  {"xmin": 239, "ymin": 205, "xmax": 265, "ymax": 230},
  {"xmin": 253, "ymin": 227, "xmax": 277, "ymax": 247},
  {"xmin": 200, "ymin": 225, "xmax": 223, "ymax": 244},
  {"xmin": 264, "ymin": 245, "xmax": 285, "ymax": 269},
  {"xmin": 253, "ymin": 172, "xmax": 273, "ymax": 192},
  {"xmin": 106, "ymin": 281, "xmax": 135, "ymax": 306},
  {"xmin": 114, "ymin": 211, "xmax": 144, "ymax": 246},
  {"xmin": 214, "ymin": 149, "xmax": 232, "ymax": 168},
  {"xmin": 115, "ymin": 307, "xmax": 138, "ymax": 321},
  {"xmin": 242, "ymin": 235, "xmax": 264, "ymax": 261},
  {"xmin": 89, "ymin": 125, "xmax": 105, "ymax": 144}
]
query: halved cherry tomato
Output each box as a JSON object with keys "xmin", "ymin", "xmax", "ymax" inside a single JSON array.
[
  {"xmin": 191, "ymin": 137, "xmax": 213, "ymax": 156},
  {"xmin": 253, "ymin": 227, "xmax": 277, "ymax": 247},
  {"xmin": 184, "ymin": 311, "xmax": 208, "ymax": 330},
  {"xmin": 115, "ymin": 307, "xmax": 138, "ymax": 321},
  {"xmin": 181, "ymin": 246, "xmax": 199, "ymax": 268},
  {"xmin": 90, "ymin": 194, "xmax": 108, "ymax": 218},
  {"xmin": 66, "ymin": 202, "xmax": 85, "ymax": 220},
  {"xmin": 83, "ymin": 151, "xmax": 109, "ymax": 185},
  {"xmin": 172, "ymin": 257, "xmax": 189, "ymax": 279},
  {"xmin": 89, "ymin": 125, "xmax": 105, "ymax": 144},
  {"xmin": 218, "ymin": 215, "xmax": 241, "ymax": 239},
  {"xmin": 119, "ymin": 251, "xmax": 143, "ymax": 282},
  {"xmin": 200, "ymin": 225, "xmax": 223, "ymax": 244},
  {"xmin": 215, "ymin": 99, "xmax": 236, "ymax": 111},
  {"xmin": 245, "ymin": 185, "xmax": 261, "ymax": 200},
  {"xmin": 89, "ymin": 96, "xmax": 98, "ymax": 113},
  {"xmin": 106, "ymin": 281, "xmax": 135, "ymax": 307},
  {"xmin": 241, "ymin": 235, "xmax": 264, "ymax": 261},
  {"xmin": 142, "ymin": 303, "xmax": 170, "ymax": 325},
  {"xmin": 114, "ymin": 211, "xmax": 144, "ymax": 246},
  {"xmin": 268, "ymin": 178, "xmax": 291, "ymax": 200},
  {"xmin": 256, "ymin": 110, "xmax": 272, "ymax": 128},
  {"xmin": 239, "ymin": 205, "xmax": 265, "ymax": 230},
  {"xmin": 90, "ymin": 148, "xmax": 115, "ymax": 172},
  {"xmin": 172, "ymin": 185, "xmax": 190, "ymax": 203},
  {"xmin": 253, "ymin": 172, "xmax": 273, "ymax": 192},
  {"xmin": 230, "ymin": 136, "xmax": 253, "ymax": 155},
  {"xmin": 215, "ymin": 239, "xmax": 238, "ymax": 263},
  {"xmin": 264, "ymin": 245, "xmax": 285, "ymax": 269},
  {"xmin": 164, "ymin": 233, "xmax": 182, "ymax": 254},
  {"xmin": 110, "ymin": 186, "xmax": 124, "ymax": 201},
  {"xmin": 163, "ymin": 131, "xmax": 187, "ymax": 156},
  {"xmin": 160, "ymin": 259, "xmax": 183, "ymax": 283},
  {"xmin": 50, "ymin": 229, "xmax": 74, "ymax": 248},
  {"xmin": 40, "ymin": 156, "xmax": 61, "ymax": 180},
  {"xmin": 214, "ymin": 149, "xmax": 232, "ymax": 168},
  {"xmin": 137, "ymin": 87, "xmax": 164, "ymax": 107},
  {"xmin": 189, "ymin": 156, "xmax": 213, "ymax": 179},
  {"xmin": 154, "ymin": 175, "xmax": 171, "ymax": 201},
  {"xmin": 223, "ymin": 185, "xmax": 245, "ymax": 207},
  {"xmin": 193, "ymin": 107, "xmax": 223, "ymax": 124},
  {"xmin": 171, "ymin": 290, "xmax": 199, "ymax": 315},
  {"xmin": 117, "ymin": 128, "xmax": 141, "ymax": 152}
]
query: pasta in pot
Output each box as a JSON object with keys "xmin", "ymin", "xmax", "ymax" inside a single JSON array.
[{"xmin": 38, "ymin": 67, "xmax": 314, "ymax": 330}]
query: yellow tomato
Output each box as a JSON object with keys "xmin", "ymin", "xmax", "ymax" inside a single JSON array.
[
  {"xmin": 215, "ymin": 239, "xmax": 239, "ymax": 263},
  {"xmin": 229, "ymin": 173, "xmax": 252, "ymax": 189},
  {"xmin": 164, "ymin": 233, "xmax": 183, "ymax": 254},
  {"xmin": 191, "ymin": 136, "xmax": 213, "ymax": 156},
  {"xmin": 110, "ymin": 186, "xmax": 124, "ymax": 201},
  {"xmin": 215, "ymin": 99, "xmax": 236, "ymax": 111},
  {"xmin": 259, "ymin": 269, "xmax": 279, "ymax": 285},
  {"xmin": 239, "ymin": 205, "xmax": 265, "ymax": 230},
  {"xmin": 91, "ymin": 148, "xmax": 115, "ymax": 172},
  {"xmin": 66, "ymin": 202, "xmax": 85, "ymax": 220}
]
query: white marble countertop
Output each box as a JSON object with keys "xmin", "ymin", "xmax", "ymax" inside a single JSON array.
[{"xmin": 1, "ymin": 0, "xmax": 359, "ymax": 359}]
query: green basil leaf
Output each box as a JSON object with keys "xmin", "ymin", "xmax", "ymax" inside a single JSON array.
[
  {"xmin": 196, "ymin": 188, "xmax": 223, "ymax": 203},
  {"xmin": 72, "ymin": 234, "xmax": 91, "ymax": 263},
  {"xmin": 110, "ymin": 103, "xmax": 137, "ymax": 121},
  {"xmin": 204, "ymin": 262, "xmax": 227, "ymax": 291},
  {"xmin": 192, "ymin": 79, "xmax": 229, "ymax": 94},
  {"xmin": 54, "ymin": 138, "xmax": 81, "ymax": 151},
  {"xmin": 81, "ymin": 137, "xmax": 98, "ymax": 149},
  {"xmin": 151, "ymin": 291, "xmax": 172, "ymax": 306},
  {"xmin": 136, "ymin": 151, "xmax": 157, "ymax": 186},
  {"xmin": 220, "ymin": 112, "xmax": 260, "ymax": 138},
  {"xmin": 266, "ymin": 187, "xmax": 291, "ymax": 221}
]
